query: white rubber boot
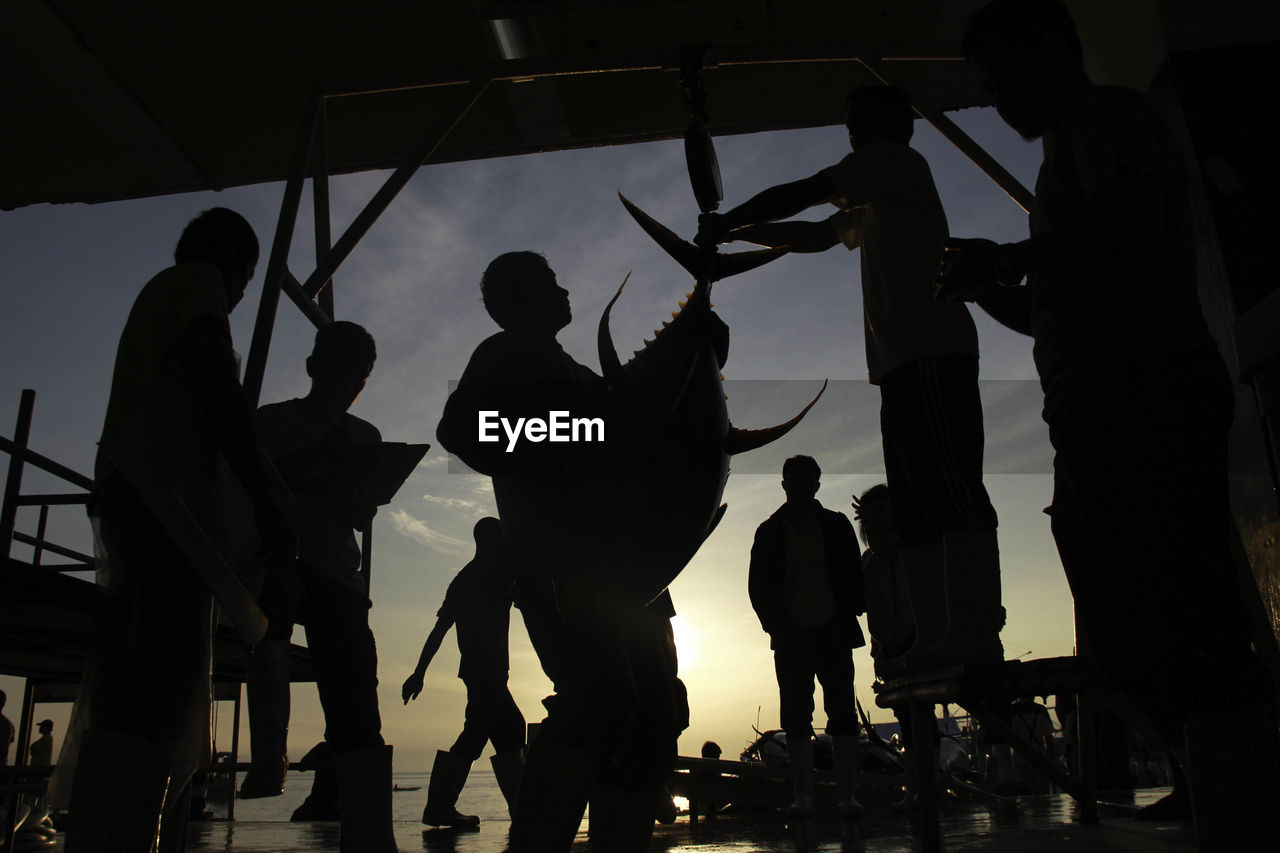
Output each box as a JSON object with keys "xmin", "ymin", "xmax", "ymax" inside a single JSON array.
[
  {"xmin": 65, "ymin": 730, "xmax": 171, "ymax": 853},
  {"xmin": 890, "ymin": 750, "xmax": 919, "ymax": 814},
  {"xmin": 832, "ymin": 734, "xmax": 865, "ymax": 818},
  {"xmin": 785, "ymin": 736, "xmax": 815, "ymax": 817},
  {"xmin": 1185, "ymin": 702, "xmax": 1280, "ymax": 851},
  {"xmin": 421, "ymin": 749, "xmax": 480, "ymax": 828},
  {"xmin": 337, "ymin": 744, "xmax": 398, "ymax": 853},
  {"xmin": 490, "ymin": 747, "xmax": 526, "ymax": 817}
]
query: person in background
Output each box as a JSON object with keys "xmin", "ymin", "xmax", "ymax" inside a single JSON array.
[
  {"xmin": 748, "ymin": 455, "xmax": 866, "ymax": 818},
  {"xmin": 403, "ymin": 516, "xmax": 525, "ymax": 828},
  {"xmin": 29, "ymin": 720, "xmax": 55, "ymax": 767},
  {"xmin": 252, "ymin": 320, "xmax": 398, "ymax": 852},
  {"xmin": 0, "ymin": 690, "xmax": 13, "ymax": 767}
]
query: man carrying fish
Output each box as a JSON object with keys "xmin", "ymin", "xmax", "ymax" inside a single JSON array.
[{"xmin": 438, "ymin": 251, "xmax": 686, "ymax": 852}]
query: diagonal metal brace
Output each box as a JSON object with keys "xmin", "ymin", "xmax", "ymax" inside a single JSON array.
[{"xmin": 301, "ymin": 79, "xmax": 490, "ymax": 299}]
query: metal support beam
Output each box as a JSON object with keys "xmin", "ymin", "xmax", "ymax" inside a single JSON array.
[
  {"xmin": 243, "ymin": 95, "xmax": 324, "ymax": 405},
  {"xmin": 0, "ymin": 436, "xmax": 93, "ymax": 492},
  {"xmin": 312, "ymin": 98, "xmax": 335, "ymax": 320},
  {"xmin": 283, "ymin": 270, "xmax": 333, "ymax": 330},
  {"xmin": 859, "ymin": 57, "xmax": 1034, "ymax": 213},
  {"xmin": 1, "ymin": 389, "xmax": 36, "ymax": 558},
  {"xmin": 32, "ymin": 505, "xmax": 48, "ymax": 566},
  {"xmin": 301, "ymin": 79, "xmax": 490, "ymax": 299}
]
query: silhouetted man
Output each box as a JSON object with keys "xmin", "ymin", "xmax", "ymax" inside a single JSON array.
[
  {"xmin": 940, "ymin": 1, "xmax": 1279, "ymax": 845},
  {"xmin": 29, "ymin": 720, "xmax": 54, "ymax": 767},
  {"xmin": 403, "ymin": 516, "xmax": 525, "ymax": 828},
  {"xmin": 749, "ymin": 455, "xmax": 866, "ymax": 817},
  {"xmin": 438, "ymin": 251, "xmax": 685, "ymax": 852},
  {"xmin": 252, "ymin": 320, "xmax": 398, "ymax": 852},
  {"xmin": 698, "ymin": 86, "xmax": 1002, "ymax": 671},
  {"xmin": 0, "ymin": 690, "xmax": 13, "ymax": 767},
  {"xmin": 73, "ymin": 207, "xmax": 292, "ymax": 852}
]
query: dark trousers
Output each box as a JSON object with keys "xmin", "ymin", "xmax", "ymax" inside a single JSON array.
[
  {"xmin": 773, "ymin": 623, "xmax": 858, "ymax": 740},
  {"xmin": 1047, "ymin": 350, "xmax": 1271, "ymax": 743},
  {"xmin": 879, "ymin": 354, "xmax": 998, "ymax": 546},
  {"xmin": 516, "ymin": 578, "xmax": 686, "ymax": 791},
  {"xmin": 451, "ymin": 679, "xmax": 525, "ymax": 761},
  {"xmin": 263, "ymin": 566, "xmax": 384, "ymax": 755},
  {"xmin": 92, "ymin": 477, "xmax": 212, "ymax": 741}
]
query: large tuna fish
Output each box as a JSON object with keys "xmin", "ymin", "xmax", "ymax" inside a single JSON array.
[{"xmin": 576, "ymin": 195, "xmax": 825, "ymax": 606}]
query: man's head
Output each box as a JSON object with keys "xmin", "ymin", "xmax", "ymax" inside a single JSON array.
[
  {"xmin": 306, "ymin": 321, "xmax": 377, "ymax": 413},
  {"xmin": 963, "ymin": 0, "xmax": 1088, "ymax": 140},
  {"xmin": 846, "ymin": 86, "xmax": 914, "ymax": 151},
  {"xmin": 781, "ymin": 454, "xmax": 821, "ymax": 505},
  {"xmin": 480, "ymin": 251, "xmax": 572, "ymax": 336},
  {"xmin": 37, "ymin": 720, "xmax": 53, "ymax": 735},
  {"xmin": 175, "ymin": 208, "xmax": 259, "ymax": 310},
  {"xmin": 473, "ymin": 516, "xmax": 505, "ymax": 552}
]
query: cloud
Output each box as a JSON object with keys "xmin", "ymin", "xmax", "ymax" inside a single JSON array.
[
  {"xmin": 420, "ymin": 494, "xmax": 487, "ymax": 514},
  {"xmin": 388, "ymin": 509, "xmax": 471, "ymax": 554}
]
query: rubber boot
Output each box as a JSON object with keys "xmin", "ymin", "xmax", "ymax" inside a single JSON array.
[
  {"xmin": 1134, "ymin": 750, "xmax": 1190, "ymax": 821},
  {"xmin": 336, "ymin": 744, "xmax": 398, "ymax": 853},
  {"xmin": 785, "ymin": 736, "xmax": 815, "ymax": 817},
  {"xmin": 421, "ymin": 749, "xmax": 480, "ymax": 828},
  {"xmin": 156, "ymin": 779, "xmax": 192, "ymax": 853},
  {"xmin": 831, "ymin": 734, "xmax": 865, "ymax": 818},
  {"xmin": 882, "ymin": 543, "xmax": 946, "ymax": 673},
  {"xmin": 984, "ymin": 743, "xmax": 1016, "ymax": 794},
  {"xmin": 507, "ymin": 738, "xmax": 595, "ymax": 853},
  {"xmin": 490, "ymin": 747, "xmax": 525, "ymax": 817},
  {"xmin": 890, "ymin": 748, "xmax": 919, "ymax": 814},
  {"xmin": 291, "ymin": 762, "xmax": 341, "ymax": 821},
  {"xmin": 291, "ymin": 740, "xmax": 341, "ymax": 821},
  {"xmin": 1184, "ymin": 702, "xmax": 1280, "ymax": 851},
  {"xmin": 588, "ymin": 783, "xmax": 656, "ymax": 853},
  {"xmin": 904, "ymin": 530, "xmax": 1004, "ymax": 670},
  {"xmin": 238, "ymin": 637, "xmax": 291, "ymax": 798},
  {"xmin": 65, "ymin": 730, "xmax": 171, "ymax": 853}
]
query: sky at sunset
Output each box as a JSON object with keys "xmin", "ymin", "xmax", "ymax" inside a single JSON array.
[{"xmin": 0, "ymin": 107, "xmax": 1074, "ymax": 772}]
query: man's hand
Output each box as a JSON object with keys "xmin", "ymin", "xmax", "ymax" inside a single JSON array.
[
  {"xmin": 695, "ymin": 212, "xmax": 732, "ymax": 249},
  {"xmin": 936, "ymin": 238, "xmax": 1003, "ymax": 302},
  {"xmin": 402, "ymin": 671, "xmax": 425, "ymax": 704}
]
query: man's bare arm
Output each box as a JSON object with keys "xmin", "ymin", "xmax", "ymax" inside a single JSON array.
[
  {"xmin": 697, "ymin": 172, "xmax": 841, "ymax": 246},
  {"xmin": 733, "ymin": 220, "xmax": 840, "ymax": 254}
]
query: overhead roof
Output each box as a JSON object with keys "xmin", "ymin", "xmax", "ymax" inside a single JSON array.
[{"xmin": 3, "ymin": 1, "xmax": 1275, "ymax": 210}]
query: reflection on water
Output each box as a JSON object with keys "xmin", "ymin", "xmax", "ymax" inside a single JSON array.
[{"xmin": 182, "ymin": 773, "xmax": 1189, "ymax": 853}]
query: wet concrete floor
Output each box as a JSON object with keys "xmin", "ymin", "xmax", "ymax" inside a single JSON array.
[{"xmin": 155, "ymin": 787, "xmax": 1195, "ymax": 852}]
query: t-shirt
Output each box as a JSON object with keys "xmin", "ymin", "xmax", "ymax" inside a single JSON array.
[
  {"xmin": 29, "ymin": 733, "xmax": 53, "ymax": 766},
  {"xmin": 95, "ymin": 262, "xmax": 232, "ymax": 485},
  {"xmin": 823, "ymin": 143, "xmax": 978, "ymax": 383},
  {"xmin": 437, "ymin": 330, "xmax": 605, "ymax": 574},
  {"xmin": 782, "ymin": 507, "xmax": 836, "ymax": 628},
  {"xmin": 438, "ymin": 555, "xmax": 512, "ymax": 680},
  {"xmin": 0, "ymin": 715, "xmax": 13, "ymax": 765},
  {"xmin": 1028, "ymin": 85, "xmax": 1214, "ymax": 413},
  {"xmin": 256, "ymin": 398, "xmax": 381, "ymax": 594}
]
